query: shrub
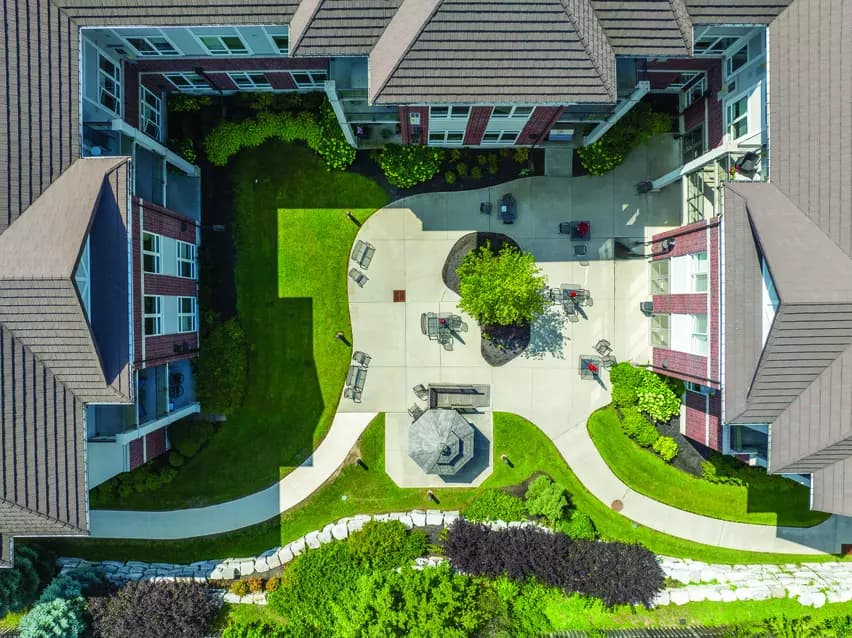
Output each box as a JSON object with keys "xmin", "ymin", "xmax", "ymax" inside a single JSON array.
[
  {"xmin": 513, "ymin": 147, "xmax": 530, "ymax": 164},
  {"xmin": 449, "ymin": 148, "xmax": 464, "ymax": 162},
  {"xmin": 611, "ymin": 384, "xmax": 637, "ymax": 408},
  {"xmin": 0, "ymin": 545, "xmax": 49, "ymax": 617},
  {"xmin": 487, "ymin": 154, "xmax": 500, "ymax": 175},
  {"xmin": 194, "ymin": 317, "xmax": 248, "ymax": 416},
  {"xmin": 444, "ymin": 170, "xmax": 457, "ymax": 185},
  {"xmin": 330, "ymin": 564, "xmax": 488, "ymax": 637},
  {"xmin": 457, "ymin": 242, "xmax": 547, "ymax": 326},
  {"xmin": 621, "ymin": 408, "xmax": 660, "ymax": 448},
  {"xmin": 652, "ymin": 435, "xmax": 679, "ymax": 462},
  {"xmin": 222, "ymin": 618, "xmax": 291, "ymax": 638},
  {"xmin": 470, "ymin": 166, "xmax": 483, "ymax": 179},
  {"xmin": 445, "ymin": 520, "xmax": 663, "ymax": 607},
  {"xmin": 19, "ymin": 598, "xmax": 87, "ymax": 638},
  {"xmin": 168, "ymin": 93, "xmax": 213, "ymax": 113},
  {"xmin": 88, "ymin": 581, "xmax": 218, "ymax": 638},
  {"xmin": 264, "ymin": 576, "xmax": 281, "ymax": 592},
  {"xmin": 524, "ymin": 476, "xmax": 569, "ymax": 524},
  {"xmin": 38, "ymin": 567, "xmax": 106, "ymax": 604},
  {"xmin": 246, "ymin": 578, "xmax": 264, "ymax": 593},
  {"xmin": 168, "ymin": 450, "xmax": 185, "ymax": 468},
  {"xmin": 462, "ymin": 489, "xmax": 527, "ymax": 522},
  {"xmin": 230, "ymin": 580, "xmax": 250, "ymax": 596},
  {"xmin": 346, "ymin": 520, "xmax": 427, "ymax": 570},
  {"xmin": 375, "ymin": 144, "xmax": 445, "ymax": 188},
  {"xmin": 699, "ymin": 453, "xmax": 803, "ymax": 492},
  {"xmin": 168, "ymin": 138, "xmax": 197, "ymax": 164},
  {"xmin": 609, "ymin": 362, "xmax": 644, "ymax": 390},
  {"xmin": 556, "ymin": 510, "xmax": 597, "ymax": 540},
  {"xmin": 477, "ymin": 154, "xmax": 488, "ymax": 166},
  {"xmin": 168, "ymin": 419, "xmax": 215, "ymax": 459},
  {"xmin": 456, "ymin": 162, "xmax": 469, "ymax": 177},
  {"xmin": 636, "ymin": 370, "xmax": 681, "ymax": 422}
]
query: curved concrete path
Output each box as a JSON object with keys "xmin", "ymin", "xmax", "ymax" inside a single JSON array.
[{"xmin": 91, "ymin": 161, "xmax": 852, "ymax": 554}]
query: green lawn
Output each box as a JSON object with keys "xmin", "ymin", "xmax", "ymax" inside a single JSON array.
[
  {"xmin": 588, "ymin": 406, "xmax": 829, "ymax": 527},
  {"xmin": 43, "ymin": 413, "xmax": 845, "ymax": 565},
  {"xmin": 92, "ymin": 142, "xmax": 387, "ymax": 510}
]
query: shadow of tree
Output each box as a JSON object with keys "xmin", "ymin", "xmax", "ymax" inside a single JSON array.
[{"xmin": 523, "ymin": 307, "xmax": 566, "ymax": 359}]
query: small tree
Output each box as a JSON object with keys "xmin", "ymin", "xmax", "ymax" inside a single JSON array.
[
  {"xmin": 456, "ymin": 243, "xmax": 547, "ymax": 326},
  {"xmin": 524, "ymin": 476, "xmax": 569, "ymax": 524},
  {"xmin": 19, "ymin": 598, "xmax": 87, "ymax": 638}
]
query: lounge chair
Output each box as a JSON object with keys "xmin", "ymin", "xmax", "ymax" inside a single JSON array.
[
  {"xmin": 413, "ymin": 384, "xmax": 428, "ymax": 400},
  {"xmin": 348, "ymin": 268, "xmax": 368, "ymax": 287},
  {"xmin": 594, "ymin": 339, "xmax": 612, "ymax": 356},
  {"xmin": 353, "ymin": 351, "xmax": 371, "ymax": 367},
  {"xmin": 408, "ymin": 404, "xmax": 425, "ymax": 421}
]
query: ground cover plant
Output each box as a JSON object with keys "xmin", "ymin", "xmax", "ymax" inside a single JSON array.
[
  {"xmin": 89, "ymin": 141, "xmax": 387, "ymax": 510},
  {"xmin": 589, "ymin": 406, "xmax": 828, "ymax": 527}
]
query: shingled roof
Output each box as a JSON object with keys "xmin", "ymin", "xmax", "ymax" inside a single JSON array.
[
  {"xmin": 368, "ymin": 0, "xmax": 617, "ymax": 105},
  {"xmin": 590, "ymin": 0, "xmax": 693, "ymax": 55},
  {"xmin": 290, "ymin": 0, "xmax": 402, "ymax": 56}
]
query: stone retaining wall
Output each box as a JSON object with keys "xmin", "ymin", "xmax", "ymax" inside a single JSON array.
[{"xmin": 60, "ymin": 510, "xmax": 852, "ymax": 607}]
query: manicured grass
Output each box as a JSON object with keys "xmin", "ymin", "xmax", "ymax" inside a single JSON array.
[
  {"xmin": 43, "ymin": 413, "xmax": 845, "ymax": 565},
  {"xmin": 92, "ymin": 142, "xmax": 387, "ymax": 510},
  {"xmin": 588, "ymin": 406, "xmax": 829, "ymax": 527}
]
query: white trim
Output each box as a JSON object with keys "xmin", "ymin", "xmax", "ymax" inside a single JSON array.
[
  {"xmin": 177, "ymin": 296, "xmax": 197, "ymax": 333},
  {"xmin": 190, "ymin": 30, "xmax": 250, "ymax": 56},
  {"xmin": 139, "ymin": 85, "xmax": 162, "ymax": 141},
  {"xmin": 97, "ymin": 52, "xmax": 122, "ymax": 116},
  {"xmin": 162, "ymin": 72, "xmax": 210, "ymax": 92},
  {"xmin": 118, "ymin": 30, "xmax": 180, "ymax": 57},
  {"xmin": 143, "ymin": 295, "xmax": 163, "ymax": 336},
  {"xmin": 263, "ymin": 25, "xmax": 291, "ymax": 55},
  {"xmin": 176, "ymin": 240, "xmax": 197, "ymax": 279},
  {"xmin": 228, "ymin": 71, "xmax": 272, "ymax": 90},
  {"xmin": 142, "ymin": 231, "xmax": 162, "ymax": 274}
]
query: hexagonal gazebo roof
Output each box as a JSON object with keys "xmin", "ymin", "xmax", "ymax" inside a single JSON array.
[{"xmin": 408, "ymin": 408, "xmax": 475, "ymax": 475}]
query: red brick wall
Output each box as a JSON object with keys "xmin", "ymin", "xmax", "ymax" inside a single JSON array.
[
  {"xmin": 400, "ymin": 106, "xmax": 428, "ymax": 144},
  {"xmin": 708, "ymin": 225, "xmax": 720, "ymax": 382},
  {"xmin": 141, "ymin": 74, "xmax": 168, "ymax": 92},
  {"xmin": 464, "ymin": 107, "xmax": 493, "ymax": 145},
  {"xmin": 132, "ymin": 202, "xmax": 143, "ymax": 364},
  {"xmin": 145, "ymin": 274, "xmax": 197, "ymax": 297},
  {"xmin": 653, "ymin": 348, "xmax": 713, "ymax": 387},
  {"xmin": 145, "ymin": 427, "xmax": 167, "ymax": 461},
  {"xmin": 683, "ymin": 100, "xmax": 705, "ymax": 134},
  {"xmin": 268, "ymin": 72, "xmax": 296, "ymax": 90},
  {"xmin": 138, "ymin": 198, "xmax": 198, "ymax": 243},
  {"xmin": 124, "ymin": 63, "xmax": 139, "ymax": 129},
  {"xmin": 145, "ymin": 333, "xmax": 199, "ymax": 368},
  {"xmin": 129, "ymin": 438, "xmax": 144, "ymax": 470},
  {"xmin": 652, "ymin": 219, "xmax": 717, "ymax": 258},
  {"xmin": 518, "ymin": 106, "xmax": 564, "ymax": 146},
  {"xmin": 652, "ymin": 293, "xmax": 707, "ymax": 314},
  {"xmin": 683, "ymin": 390, "xmax": 722, "ymax": 450},
  {"xmin": 206, "ymin": 72, "xmax": 238, "ymax": 91}
]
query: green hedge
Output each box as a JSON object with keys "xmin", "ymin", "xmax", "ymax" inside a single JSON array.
[
  {"xmin": 168, "ymin": 419, "xmax": 215, "ymax": 459},
  {"xmin": 194, "ymin": 317, "xmax": 248, "ymax": 417},
  {"xmin": 204, "ymin": 99, "xmax": 354, "ymax": 171},
  {"xmin": 462, "ymin": 490, "xmax": 527, "ymax": 523}
]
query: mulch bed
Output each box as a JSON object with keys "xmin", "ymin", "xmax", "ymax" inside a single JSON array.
[
  {"xmin": 440, "ymin": 232, "xmax": 528, "ymax": 367},
  {"xmin": 655, "ymin": 416, "xmax": 715, "ymax": 478}
]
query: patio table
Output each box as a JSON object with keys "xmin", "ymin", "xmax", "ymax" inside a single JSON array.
[{"xmin": 579, "ymin": 356, "xmax": 602, "ymax": 380}]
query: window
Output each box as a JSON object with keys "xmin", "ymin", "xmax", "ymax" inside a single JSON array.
[
  {"xmin": 694, "ymin": 35, "xmax": 738, "ymax": 56},
  {"xmin": 291, "ymin": 70, "xmax": 327, "ymax": 88},
  {"xmin": 650, "ymin": 314, "xmax": 670, "ymax": 348},
  {"xmin": 228, "ymin": 72, "xmax": 271, "ymax": 90},
  {"xmin": 727, "ymin": 96, "xmax": 748, "ymax": 139},
  {"xmin": 98, "ymin": 54, "xmax": 121, "ymax": 114},
  {"xmin": 430, "ymin": 106, "xmax": 469, "ymax": 119},
  {"xmin": 691, "ymin": 252, "xmax": 709, "ymax": 292},
  {"xmin": 272, "ymin": 34, "xmax": 289, "ymax": 54},
  {"xmin": 178, "ymin": 297, "xmax": 197, "ymax": 333},
  {"xmin": 125, "ymin": 35, "xmax": 178, "ymax": 57},
  {"xmin": 685, "ymin": 381, "xmax": 702, "ymax": 393},
  {"xmin": 165, "ymin": 72, "xmax": 209, "ymax": 91},
  {"xmin": 491, "ymin": 106, "xmax": 533, "ymax": 119},
  {"xmin": 198, "ymin": 34, "xmax": 248, "ymax": 55},
  {"xmin": 428, "ymin": 131, "xmax": 464, "ymax": 145},
  {"xmin": 450, "ymin": 106, "xmax": 470, "ymax": 119},
  {"xmin": 142, "ymin": 232, "xmax": 161, "ymax": 274},
  {"xmin": 650, "ymin": 259, "xmax": 670, "ymax": 294},
  {"xmin": 139, "ymin": 86, "xmax": 162, "ymax": 140},
  {"xmin": 430, "ymin": 106, "xmax": 449, "ymax": 119},
  {"xmin": 667, "ymin": 71, "xmax": 700, "ymax": 90},
  {"xmin": 683, "ymin": 77, "xmax": 707, "ymax": 109},
  {"xmin": 143, "ymin": 296, "xmax": 162, "ymax": 336},
  {"xmin": 681, "ymin": 125, "xmax": 704, "ymax": 163},
  {"xmin": 176, "ymin": 241, "xmax": 197, "ymax": 279},
  {"xmin": 727, "ymin": 44, "xmax": 749, "ymax": 75},
  {"xmin": 481, "ymin": 130, "xmax": 520, "ymax": 144},
  {"xmin": 691, "ymin": 314, "xmax": 709, "ymax": 355}
]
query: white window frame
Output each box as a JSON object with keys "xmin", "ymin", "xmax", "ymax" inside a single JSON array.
[
  {"xmin": 178, "ymin": 297, "xmax": 197, "ymax": 333},
  {"xmin": 228, "ymin": 72, "xmax": 272, "ymax": 90},
  {"xmin": 142, "ymin": 232, "xmax": 162, "ymax": 274},
  {"xmin": 650, "ymin": 259, "xmax": 670, "ymax": 295},
  {"xmin": 139, "ymin": 86, "xmax": 162, "ymax": 140},
  {"xmin": 122, "ymin": 33, "xmax": 179, "ymax": 57},
  {"xmin": 176, "ymin": 241, "xmax": 197, "ymax": 279},
  {"xmin": 691, "ymin": 314, "xmax": 709, "ymax": 356},
  {"xmin": 691, "ymin": 252, "xmax": 709, "ymax": 292},
  {"xmin": 727, "ymin": 43, "xmax": 749, "ymax": 76},
  {"xmin": 428, "ymin": 130, "xmax": 464, "ymax": 145},
  {"xmin": 429, "ymin": 105, "xmax": 470, "ymax": 120},
  {"xmin": 481, "ymin": 130, "xmax": 520, "ymax": 145},
  {"xmin": 164, "ymin": 72, "xmax": 210, "ymax": 92},
  {"xmin": 265, "ymin": 26, "xmax": 290, "ymax": 55},
  {"xmin": 683, "ymin": 77, "xmax": 707, "ymax": 109},
  {"xmin": 727, "ymin": 95, "xmax": 749, "ymax": 140},
  {"xmin": 491, "ymin": 105, "xmax": 533, "ymax": 119},
  {"xmin": 196, "ymin": 33, "xmax": 249, "ymax": 56},
  {"xmin": 429, "ymin": 106, "xmax": 449, "ymax": 119},
  {"xmin": 143, "ymin": 295, "xmax": 163, "ymax": 336},
  {"xmin": 97, "ymin": 53, "xmax": 121, "ymax": 115},
  {"xmin": 290, "ymin": 70, "xmax": 328, "ymax": 88},
  {"xmin": 667, "ymin": 71, "xmax": 701, "ymax": 91},
  {"xmin": 650, "ymin": 314, "xmax": 670, "ymax": 348}
]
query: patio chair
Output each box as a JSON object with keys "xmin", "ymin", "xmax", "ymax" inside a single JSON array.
[
  {"xmin": 408, "ymin": 404, "xmax": 425, "ymax": 421},
  {"xmin": 573, "ymin": 244, "xmax": 588, "ymax": 256},
  {"xmin": 353, "ymin": 367, "xmax": 367, "ymax": 391},
  {"xmin": 345, "ymin": 388, "xmax": 362, "ymax": 403},
  {"xmin": 441, "ymin": 334, "xmax": 454, "ymax": 351},
  {"xmin": 582, "ymin": 294, "xmax": 593, "ymax": 307},
  {"xmin": 348, "ymin": 268, "xmax": 368, "ymax": 287},
  {"xmin": 566, "ymin": 309, "xmax": 580, "ymax": 323},
  {"xmin": 559, "ymin": 222, "xmax": 572, "ymax": 234},
  {"xmin": 420, "ymin": 313, "xmax": 428, "ymax": 335},
  {"xmin": 480, "ymin": 201, "xmax": 492, "ymax": 215},
  {"xmin": 360, "ymin": 243, "xmax": 376, "ymax": 269},
  {"xmin": 169, "ymin": 384, "xmax": 184, "ymax": 399},
  {"xmin": 351, "ymin": 240, "xmax": 366, "ymax": 263},
  {"xmin": 352, "ymin": 351, "xmax": 371, "ymax": 367},
  {"xmin": 413, "ymin": 384, "xmax": 429, "ymax": 400},
  {"xmin": 594, "ymin": 339, "xmax": 612, "ymax": 356},
  {"xmin": 601, "ymin": 354, "xmax": 617, "ymax": 368}
]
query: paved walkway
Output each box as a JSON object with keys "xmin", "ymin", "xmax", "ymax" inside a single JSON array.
[{"xmin": 91, "ymin": 137, "xmax": 852, "ymax": 554}]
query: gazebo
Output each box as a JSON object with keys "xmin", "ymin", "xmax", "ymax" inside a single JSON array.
[{"xmin": 408, "ymin": 408, "xmax": 475, "ymax": 475}]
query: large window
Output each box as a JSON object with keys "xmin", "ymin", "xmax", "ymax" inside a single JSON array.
[
  {"xmin": 143, "ymin": 296, "xmax": 163, "ymax": 336},
  {"xmin": 176, "ymin": 241, "xmax": 197, "ymax": 279},
  {"xmin": 691, "ymin": 252, "xmax": 709, "ymax": 292},
  {"xmin": 165, "ymin": 72, "xmax": 209, "ymax": 91},
  {"xmin": 430, "ymin": 106, "xmax": 470, "ymax": 120},
  {"xmin": 650, "ymin": 259, "xmax": 670, "ymax": 295},
  {"xmin": 140, "ymin": 86, "xmax": 162, "ymax": 140},
  {"xmin": 228, "ymin": 72, "xmax": 271, "ymax": 90},
  {"xmin": 198, "ymin": 34, "xmax": 248, "ymax": 55},
  {"xmin": 178, "ymin": 297, "xmax": 197, "ymax": 333},
  {"xmin": 491, "ymin": 106, "xmax": 533, "ymax": 119},
  {"xmin": 291, "ymin": 70, "xmax": 327, "ymax": 88},
  {"xmin": 98, "ymin": 54, "xmax": 121, "ymax": 115},
  {"xmin": 691, "ymin": 314, "xmax": 709, "ymax": 356},
  {"xmin": 428, "ymin": 131, "xmax": 464, "ymax": 145},
  {"xmin": 125, "ymin": 35, "xmax": 178, "ymax": 57},
  {"xmin": 681, "ymin": 125, "xmax": 704, "ymax": 163},
  {"xmin": 650, "ymin": 314, "xmax": 670, "ymax": 348},
  {"xmin": 727, "ymin": 96, "xmax": 748, "ymax": 139},
  {"xmin": 142, "ymin": 232, "xmax": 161, "ymax": 274},
  {"xmin": 481, "ymin": 130, "xmax": 520, "ymax": 145}
]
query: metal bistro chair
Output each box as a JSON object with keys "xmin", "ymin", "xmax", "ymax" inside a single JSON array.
[
  {"xmin": 601, "ymin": 354, "xmax": 617, "ymax": 368},
  {"xmin": 348, "ymin": 268, "xmax": 369, "ymax": 287},
  {"xmin": 594, "ymin": 339, "xmax": 612, "ymax": 356},
  {"xmin": 413, "ymin": 384, "xmax": 429, "ymax": 401},
  {"xmin": 408, "ymin": 404, "xmax": 425, "ymax": 421}
]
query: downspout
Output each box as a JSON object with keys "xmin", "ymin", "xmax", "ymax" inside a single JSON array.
[{"xmin": 584, "ymin": 80, "xmax": 650, "ymax": 145}]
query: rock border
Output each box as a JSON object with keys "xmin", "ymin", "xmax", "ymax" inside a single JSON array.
[{"xmin": 60, "ymin": 512, "xmax": 852, "ymax": 608}]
